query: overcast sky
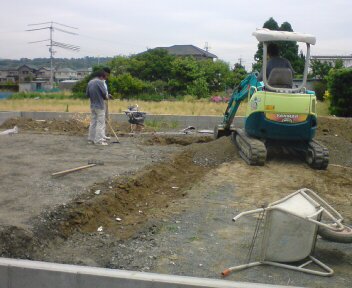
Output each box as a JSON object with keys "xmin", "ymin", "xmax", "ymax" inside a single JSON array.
[{"xmin": 0, "ymin": 0, "xmax": 351, "ymax": 69}]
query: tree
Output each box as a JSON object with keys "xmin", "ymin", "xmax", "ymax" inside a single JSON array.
[
  {"xmin": 109, "ymin": 73, "xmax": 147, "ymax": 98},
  {"xmin": 254, "ymin": 17, "xmax": 279, "ymax": 65},
  {"xmin": 130, "ymin": 49, "xmax": 175, "ymax": 82},
  {"xmin": 310, "ymin": 60, "xmax": 333, "ymax": 80},
  {"xmin": 253, "ymin": 18, "xmax": 305, "ymax": 74},
  {"xmin": 310, "ymin": 59, "xmax": 345, "ymax": 101},
  {"xmin": 186, "ymin": 77, "xmax": 209, "ymax": 99},
  {"xmin": 232, "ymin": 63, "xmax": 247, "ymax": 87},
  {"xmin": 168, "ymin": 57, "xmax": 203, "ymax": 95},
  {"xmin": 198, "ymin": 59, "xmax": 233, "ymax": 92}
]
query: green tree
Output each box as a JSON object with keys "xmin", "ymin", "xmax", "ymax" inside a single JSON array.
[
  {"xmin": 130, "ymin": 49, "xmax": 175, "ymax": 81},
  {"xmin": 310, "ymin": 59, "xmax": 345, "ymax": 101},
  {"xmin": 187, "ymin": 77, "xmax": 209, "ymax": 98},
  {"xmin": 168, "ymin": 57, "xmax": 203, "ymax": 95},
  {"xmin": 253, "ymin": 18, "xmax": 305, "ymax": 74},
  {"xmin": 198, "ymin": 59, "xmax": 233, "ymax": 92},
  {"xmin": 232, "ymin": 63, "xmax": 247, "ymax": 87},
  {"xmin": 254, "ymin": 17, "xmax": 279, "ymax": 65},
  {"xmin": 109, "ymin": 73, "xmax": 147, "ymax": 98},
  {"xmin": 310, "ymin": 60, "xmax": 333, "ymax": 80}
]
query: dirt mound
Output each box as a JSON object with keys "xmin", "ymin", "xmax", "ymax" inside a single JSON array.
[
  {"xmin": 317, "ymin": 117, "xmax": 352, "ymax": 143},
  {"xmin": 32, "ymin": 137, "xmax": 236, "ymax": 243},
  {"xmin": 0, "ymin": 118, "xmax": 157, "ymax": 136},
  {"xmin": 0, "ymin": 118, "xmax": 89, "ymax": 136}
]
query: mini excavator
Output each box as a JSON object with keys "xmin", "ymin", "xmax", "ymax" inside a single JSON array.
[{"xmin": 215, "ymin": 29, "xmax": 329, "ymax": 169}]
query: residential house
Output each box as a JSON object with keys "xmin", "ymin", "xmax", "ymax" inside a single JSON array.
[
  {"xmin": 55, "ymin": 68, "xmax": 78, "ymax": 82},
  {"xmin": 0, "ymin": 69, "xmax": 8, "ymax": 83},
  {"xmin": 76, "ymin": 68, "xmax": 92, "ymax": 80},
  {"xmin": 0, "ymin": 68, "xmax": 18, "ymax": 83},
  {"xmin": 7, "ymin": 68, "xmax": 18, "ymax": 83},
  {"xmin": 18, "ymin": 64, "xmax": 37, "ymax": 82},
  {"xmin": 142, "ymin": 45, "xmax": 218, "ymax": 61},
  {"xmin": 36, "ymin": 67, "xmax": 53, "ymax": 80}
]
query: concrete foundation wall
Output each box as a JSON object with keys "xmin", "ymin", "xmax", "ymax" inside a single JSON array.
[
  {"xmin": 0, "ymin": 111, "xmax": 243, "ymax": 130},
  {"xmin": 0, "ymin": 258, "xmax": 303, "ymax": 288}
]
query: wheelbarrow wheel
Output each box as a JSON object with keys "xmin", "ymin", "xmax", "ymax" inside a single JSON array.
[{"xmin": 318, "ymin": 223, "xmax": 352, "ymax": 243}]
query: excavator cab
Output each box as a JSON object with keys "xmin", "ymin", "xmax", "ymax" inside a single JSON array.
[{"xmin": 215, "ymin": 29, "xmax": 329, "ymax": 169}]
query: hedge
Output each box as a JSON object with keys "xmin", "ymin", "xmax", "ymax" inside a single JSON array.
[{"xmin": 327, "ymin": 68, "xmax": 352, "ymax": 117}]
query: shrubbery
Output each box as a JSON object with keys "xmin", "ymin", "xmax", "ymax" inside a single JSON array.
[
  {"xmin": 72, "ymin": 49, "xmax": 247, "ymax": 100},
  {"xmin": 312, "ymin": 81, "xmax": 327, "ymax": 101},
  {"xmin": 327, "ymin": 68, "xmax": 352, "ymax": 117}
]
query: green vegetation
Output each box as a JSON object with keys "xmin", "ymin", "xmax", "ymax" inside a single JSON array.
[
  {"xmin": 327, "ymin": 68, "xmax": 352, "ymax": 117},
  {"xmin": 310, "ymin": 59, "xmax": 345, "ymax": 101},
  {"xmin": 144, "ymin": 119, "xmax": 179, "ymax": 130},
  {"xmin": 73, "ymin": 49, "xmax": 246, "ymax": 100}
]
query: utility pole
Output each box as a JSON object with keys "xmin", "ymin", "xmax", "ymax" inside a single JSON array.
[
  {"xmin": 238, "ymin": 57, "xmax": 243, "ymax": 67},
  {"xmin": 204, "ymin": 42, "xmax": 210, "ymax": 52},
  {"xmin": 27, "ymin": 21, "xmax": 80, "ymax": 89}
]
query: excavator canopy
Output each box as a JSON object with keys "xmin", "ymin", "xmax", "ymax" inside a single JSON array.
[{"xmin": 253, "ymin": 28, "xmax": 316, "ymax": 45}]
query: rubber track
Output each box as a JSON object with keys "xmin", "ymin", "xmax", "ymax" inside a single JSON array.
[
  {"xmin": 233, "ymin": 129, "xmax": 267, "ymax": 166},
  {"xmin": 307, "ymin": 140, "xmax": 329, "ymax": 170}
]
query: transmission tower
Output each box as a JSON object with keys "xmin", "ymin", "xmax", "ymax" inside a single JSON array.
[{"xmin": 26, "ymin": 21, "xmax": 80, "ymax": 88}]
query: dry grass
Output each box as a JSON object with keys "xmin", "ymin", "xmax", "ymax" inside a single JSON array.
[
  {"xmin": 0, "ymin": 99, "xmax": 234, "ymax": 116},
  {"xmin": 0, "ymin": 99, "xmax": 330, "ymax": 116}
]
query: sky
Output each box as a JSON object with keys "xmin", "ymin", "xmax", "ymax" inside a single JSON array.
[{"xmin": 0, "ymin": 0, "xmax": 351, "ymax": 69}]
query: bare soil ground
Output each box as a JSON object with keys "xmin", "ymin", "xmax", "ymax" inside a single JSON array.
[{"xmin": 0, "ymin": 116, "xmax": 351, "ymax": 287}]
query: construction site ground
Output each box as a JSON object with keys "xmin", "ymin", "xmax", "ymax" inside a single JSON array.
[{"xmin": 0, "ymin": 117, "xmax": 351, "ymax": 287}]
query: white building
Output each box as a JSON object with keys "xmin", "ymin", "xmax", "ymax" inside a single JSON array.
[{"xmin": 311, "ymin": 55, "xmax": 352, "ymax": 68}]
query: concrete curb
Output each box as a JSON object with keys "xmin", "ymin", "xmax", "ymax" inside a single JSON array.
[
  {"xmin": 0, "ymin": 111, "xmax": 245, "ymax": 129},
  {"xmin": 0, "ymin": 258, "xmax": 303, "ymax": 288}
]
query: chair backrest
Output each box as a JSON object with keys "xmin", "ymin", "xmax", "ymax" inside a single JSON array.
[{"xmin": 268, "ymin": 68, "xmax": 293, "ymax": 89}]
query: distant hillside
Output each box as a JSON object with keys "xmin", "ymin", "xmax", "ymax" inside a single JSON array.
[{"xmin": 0, "ymin": 57, "xmax": 113, "ymax": 70}]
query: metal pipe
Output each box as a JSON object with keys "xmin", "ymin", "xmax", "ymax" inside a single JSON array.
[{"xmin": 232, "ymin": 208, "xmax": 265, "ymax": 222}]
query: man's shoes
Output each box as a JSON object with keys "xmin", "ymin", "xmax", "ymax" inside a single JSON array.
[
  {"xmin": 87, "ymin": 140, "xmax": 94, "ymax": 144},
  {"xmin": 94, "ymin": 140, "xmax": 109, "ymax": 146},
  {"xmin": 95, "ymin": 140, "xmax": 108, "ymax": 146},
  {"xmin": 103, "ymin": 136, "xmax": 111, "ymax": 140}
]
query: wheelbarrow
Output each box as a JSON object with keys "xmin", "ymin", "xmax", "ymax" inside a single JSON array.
[
  {"xmin": 124, "ymin": 105, "xmax": 147, "ymax": 132},
  {"xmin": 222, "ymin": 188, "xmax": 345, "ymax": 277}
]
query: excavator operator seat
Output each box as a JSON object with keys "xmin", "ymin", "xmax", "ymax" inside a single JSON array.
[{"xmin": 268, "ymin": 68, "xmax": 293, "ymax": 89}]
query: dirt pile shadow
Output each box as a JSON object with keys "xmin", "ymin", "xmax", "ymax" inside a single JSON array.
[{"xmin": 143, "ymin": 134, "xmax": 213, "ymax": 146}]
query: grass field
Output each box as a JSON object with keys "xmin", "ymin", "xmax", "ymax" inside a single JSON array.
[{"xmin": 0, "ymin": 99, "xmax": 330, "ymax": 116}]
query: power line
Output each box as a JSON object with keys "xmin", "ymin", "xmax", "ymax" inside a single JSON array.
[{"xmin": 26, "ymin": 21, "xmax": 79, "ymax": 88}]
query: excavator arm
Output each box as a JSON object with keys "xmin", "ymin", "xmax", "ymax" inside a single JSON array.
[
  {"xmin": 223, "ymin": 73, "xmax": 263, "ymax": 129},
  {"xmin": 215, "ymin": 73, "xmax": 263, "ymax": 138}
]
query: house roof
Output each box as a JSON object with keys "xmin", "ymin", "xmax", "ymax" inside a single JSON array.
[
  {"xmin": 38, "ymin": 67, "xmax": 53, "ymax": 71},
  {"xmin": 56, "ymin": 68, "xmax": 76, "ymax": 73},
  {"xmin": 18, "ymin": 64, "xmax": 38, "ymax": 70},
  {"xmin": 155, "ymin": 45, "xmax": 218, "ymax": 59}
]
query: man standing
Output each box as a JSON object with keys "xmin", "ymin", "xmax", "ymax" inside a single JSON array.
[{"xmin": 86, "ymin": 70, "xmax": 109, "ymax": 145}]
